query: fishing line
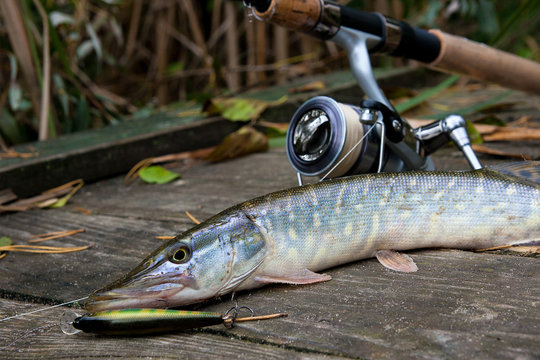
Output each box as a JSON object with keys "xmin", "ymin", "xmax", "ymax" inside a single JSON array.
[
  {"xmin": 319, "ymin": 123, "xmax": 378, "ymax": 182},
  {"xmin": 0, "ymin": 296, "xmax": 88, "ymax": 322},
  {"xmin": 0, "ymin": 322, "xmax": 59, "ymax": 351}
]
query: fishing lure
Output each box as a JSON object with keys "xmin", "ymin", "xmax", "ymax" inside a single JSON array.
[{"xmin": 62, "ymin": 306, "xmax": 287, "ymax": 336}]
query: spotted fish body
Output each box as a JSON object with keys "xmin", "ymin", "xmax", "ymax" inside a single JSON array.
[{"xmin": 86, "ymin": 162, "xmax": 540, "ymax": 312}]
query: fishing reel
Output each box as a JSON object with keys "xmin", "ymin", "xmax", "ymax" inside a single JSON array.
[
  {"xmin": 287, "ymin": 96, "xmax": 482, "ymax": 183},
  {"xmin": 240, "ymin": 0, "xmax": 483, "ymax": 182}
]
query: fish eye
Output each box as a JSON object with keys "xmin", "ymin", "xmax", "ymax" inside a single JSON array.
[{"xmin": 169, "ymin": 243, "xmax": 192, "ymax": 264}]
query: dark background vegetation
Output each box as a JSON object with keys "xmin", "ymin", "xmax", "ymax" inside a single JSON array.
[{"xmin": 0, "ymin": 0, "xmax": 539, "ymax": 146}]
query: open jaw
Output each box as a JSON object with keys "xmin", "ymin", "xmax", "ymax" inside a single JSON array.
[
  {"xmin": 85, "ymin": 283, "xmax": 187, "ymax": 312},
  {"xmin": 85, "ymin": 274, "xmax": 196, "ymax": 312}
]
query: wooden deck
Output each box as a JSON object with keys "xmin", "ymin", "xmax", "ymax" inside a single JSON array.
[{"xmin": 0, "ymin": 72, "xmax": 539, "ymax": 359}]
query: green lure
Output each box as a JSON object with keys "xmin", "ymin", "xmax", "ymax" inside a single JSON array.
[{"xmin": 70, "ymin": 308, "xmax": 286, "ymax": 335}]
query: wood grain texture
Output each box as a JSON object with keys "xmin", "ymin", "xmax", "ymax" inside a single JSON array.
[
  {"xmin": 0, "ymin": 299, "xmax": 341, "ymax": 359},
  {"xmin": 0, "ymin": 148, "xmax": 538, "ymax": 359},
  {"xmin": 1, "ymin": 76, "xmax": 540, "ymax": 358}
]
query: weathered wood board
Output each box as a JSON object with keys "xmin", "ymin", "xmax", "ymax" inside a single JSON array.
[
  {"xmin": 0, "ymin": 147, "xmax": 539, "ymax": 359},
  {"xmin": 0, "ymin": 67, "xmax": 415, "ymax": 198},
  {"xmin": 1, "ymin": 73, "xmax": 540, "ymax": 358}
]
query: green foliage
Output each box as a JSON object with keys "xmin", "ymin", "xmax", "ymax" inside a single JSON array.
[
  {"xmin": 0, "ymin": 0, "xmax": 538, "ymax": 147},
  {"xmin": 139, "ymin": 166, "xmax": 181, "ymax": 184},
  {"xmin": 0, "ymin": 236, "xmax": 12, "ymax": 247}
]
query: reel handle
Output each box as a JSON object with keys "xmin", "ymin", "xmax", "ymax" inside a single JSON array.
[{"xmin": 412, "ymin": 115, "xmax": 482, "ymax": 170}]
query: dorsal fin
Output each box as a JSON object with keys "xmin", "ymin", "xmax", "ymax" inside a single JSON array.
[{"xmin": 486, "ymin": 161, "xmax": 540, "ymax": 186}]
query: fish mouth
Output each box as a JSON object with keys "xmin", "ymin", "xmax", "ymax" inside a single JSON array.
[{"xmin": 85, "ymin": 274, "xmax": 197, "ymax": 312}]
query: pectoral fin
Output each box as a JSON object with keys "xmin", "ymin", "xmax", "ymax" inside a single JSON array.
[
  {"xmin": 376, "ymin": 250, "xmax": 418, "ymax": 272},
  {"xmin": 255, "ymin": 269, "xmax": 331, "ymax": 285}
]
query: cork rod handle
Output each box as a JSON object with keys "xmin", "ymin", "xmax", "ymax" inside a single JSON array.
[{"xmin": 429, "ymin": 30, "xmax": 540, "ymax": 95}]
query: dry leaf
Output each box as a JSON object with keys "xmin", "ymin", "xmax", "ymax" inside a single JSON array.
[
  {"xmin": 0, "ymin": 149, "xmax": 38, "ymax": 159},
  {"xmin": 0, "ymin": 189, "xmax": 17, "ymax": 205},
  {"xmin": 288, "ymin": 80, "xmax": 325, "ymax": 93},
  {"xmin": 0, "ymin": 179, "xmax": 83, "ymax": 213},
  {"xmin": 206, "ymin": 126, "xmax": 269, "ymax": 162},
  {"xmin": 202, "ymin": 96, "xmax": 287, "ymax": 122},
  {"xmin": 28, "ymin": 229, "xmax": 85, "ymax": 243},
  {"xmin": 482, "ymin": 127, "xmax": 540, "ymax": 142},
  {"xmin": 471, "ymin": 144, "xmax": 531, "ymax": 160},
  {"xmin": 0, "ymin": 244, "xmax": 92, "ymax": 254}
]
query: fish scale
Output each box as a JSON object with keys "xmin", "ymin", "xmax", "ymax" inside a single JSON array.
[
  {"xmin": 85, "ymin": 162, "xmax": 540, "ymax": 311},
  {"xmin": 249, "ymin": 170, "xmax": 537, "ymax": 276}
]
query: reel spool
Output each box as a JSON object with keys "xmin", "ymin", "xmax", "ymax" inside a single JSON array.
[
  {"xmin": 286, "ymin": 96, "xmax": 482, "ymax": 182},
  {"xmin": 286, "ymin": 96, "xmax": 408, "ymax": 179}
]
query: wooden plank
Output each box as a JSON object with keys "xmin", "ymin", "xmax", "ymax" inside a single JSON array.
[
  {"xmin": 0, "ymin": 299, "xmax": 341, "ymax": 359},
  {"xmin": 0, "ymin": 67, "xmax": 417, "ymax": 198},
  {"xmin": 0, "ymin": 116, "xmax": 241, "ymax": 198},
  {"xmin": 201, "ymin": 249, "xmax": 540, "ymax": 359},
  {"xmin": 0, "ymin": 149, "xmax": 538, "ymax": 358},
  {"xmin": 1, "ymin": 82, "xmax": 539, "ymax": 358}
]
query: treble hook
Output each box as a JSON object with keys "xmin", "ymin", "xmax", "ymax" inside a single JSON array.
[{"xmin": 223, "ymin": 298, "xmax": 256, "ymax": 328}]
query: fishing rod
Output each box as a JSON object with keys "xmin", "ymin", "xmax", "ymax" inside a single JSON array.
[
  {"xmin": 240, "ymin": 0, "xmax": 540, "ymax": 182},
  {"xmin": 242, "ymin": 0, "xmax": 540, "ymax": 95}
]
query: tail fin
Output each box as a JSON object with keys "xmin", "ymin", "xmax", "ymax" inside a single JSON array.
[{"xmin": 486, "ymin": 161, "xmax": 540, "ymax": 186}]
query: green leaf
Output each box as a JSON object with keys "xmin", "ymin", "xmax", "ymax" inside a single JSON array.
[
  {"xmin": 139, "ymin": 166, "xmax": 180, "ymax": 184},
  {"xmin": 222, "ymin": 99, "xmax": 259, "ymax": 122},
  {"xmin": 268, "ymin": 136, "xmax": 287, "ymax": 148},
  {"xmin": 0, "ymin": 236, "xmax": 13, "ymax": 247},
  {"xmin": 466, "ymin": 120, "xmax": 483, "ymax": 145},
  {"xmin": 395, "ymin": 75, "xmax": 460, "ymax": 114},
  {"xmin": 8, "ymin": 83, "xmax": 22, "ymax": 111},
  {"xmin": 476, "ymin": 115, "xmax": 507, "ymax": 127},
  {"xmin": 422, "ymin": 90, "xmax": 513, "ymax": 120}
]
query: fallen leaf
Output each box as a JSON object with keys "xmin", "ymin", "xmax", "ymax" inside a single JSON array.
[
  {"xmin": 202, "ymin": 96, "xmax": 287, "ymax": 122},
  {"xmin": 222, "ymin": 99, "xmax": 262, "ymax": 121},
  {"xmin": 259, "ymin": 121, "xmax": 289, "ymax": 137},
  {"xmin": 0, "ymin": 236, "xmax": 12, "ymax": 260},
  {"xmin": 471, "ymin": 144, "xmax": 531, "ymax": 160},
  {"xmin": 124, "ymin": 147, "xmax": 215, "ymax": 185},
  {"xmin": 475, "ymin": 115, "xmax": 507, "ymax": 127},
  {"xmin": 466, "ymin": 120, "xmax": 483, "ymax": 144},
  {"xmin": 0, "ymin": 179, "xmax": 83, "ymax": 213},
  {"xmin": 206, "ymin": 126, "xmax": 269, "ymax": 162},
  {"xmin": 0, "ymin": 189, "xmax": 17, "ymax": 205},
  {"xmin": 75, "ymin": 206, "xmax": 92, "ymax": 215},
  {"xmin": 288, "ymin": 80, "xmax": 325, "ymax": 93},
  {"xmin": 139, "ymin": 165, "xmax": 180, "ymax": 184},
  {"xmin": 0, "ymin": 244, "xmax": 92, "ymax": 254},
  {"xmin": 45, "ymin": 179, "xmax": 84, "ymax": 208},
  {"xmin": 0, "ymin": 236, "xmax": 12, "ymax": 246},
  {"xmin": 185, "ymin": 210, "xmax": 200, "ymax": 224},
  {"xmin": 0, "ymin": 149, "xmax": 38, "ymax": 159},
  {"xmin": 482, "ymin": 127, "xmax": 540, "ymax": 142},
  {"xmin": 28, "ymin": 229, "xmax": 85, "ymax": 243}
]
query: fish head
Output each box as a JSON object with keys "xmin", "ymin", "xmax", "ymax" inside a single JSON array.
[{"xmin": 85, "ymin": 212, "xmax": 267, "ymax": 312}]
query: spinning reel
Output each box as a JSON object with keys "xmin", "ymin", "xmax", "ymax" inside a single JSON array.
[{"xmin": 239, "ymin": 0, "xmax": 489, "ymax": 183}]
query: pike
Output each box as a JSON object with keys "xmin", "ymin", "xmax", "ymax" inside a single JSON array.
[{"xmin": 85, "ymin": 162, "xmax": 539, "ymax": 312}]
